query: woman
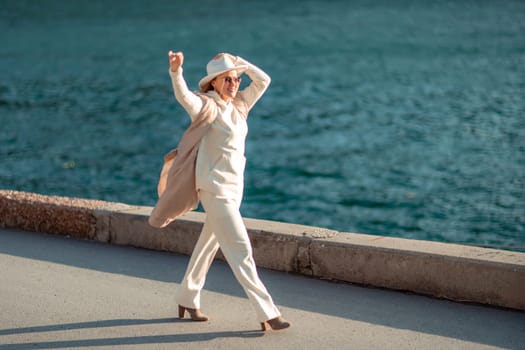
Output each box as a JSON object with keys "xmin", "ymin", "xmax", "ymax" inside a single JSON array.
[{"xmin": 153, "ymin": 51, "xmax": 290, "ymax": 331}]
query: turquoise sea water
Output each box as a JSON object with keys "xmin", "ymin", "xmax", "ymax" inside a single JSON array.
[{"xmin": 1, "ymin": 0, "xmax": 524, "ymax": 250}]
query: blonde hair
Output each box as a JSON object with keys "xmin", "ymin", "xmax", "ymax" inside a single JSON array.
[{"xmin": 202, "ymin": 79, "xmax": 215, "ymax": 93}]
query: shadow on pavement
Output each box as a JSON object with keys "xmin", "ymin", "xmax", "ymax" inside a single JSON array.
[
  {"xmin": 0, "ymin": 318, "xmax": 181, "ymax": 336},
  {"xmin": 0, "ymin": 329, "xmax": 263, "ymax": 349}
]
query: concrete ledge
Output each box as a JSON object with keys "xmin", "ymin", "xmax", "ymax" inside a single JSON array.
[
  {"xmin": 309, "ymin": 235, "xmax": 525, "ymax": 309},
  {"xmin": 0, "ymin": 190, "xmax": 111, "ymax": 239},
  {"xmin": 1, "ymin": 190, "xmax": 524, "ymax": 311}
]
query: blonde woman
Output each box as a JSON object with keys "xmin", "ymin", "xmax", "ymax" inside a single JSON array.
[{"xmin": 150, "ymin": 51, "xmax": 290, "ymax": 331}]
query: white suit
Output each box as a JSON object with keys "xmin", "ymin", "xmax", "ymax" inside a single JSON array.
[{"xmin": 169, "ymin": 57, "xmax": 281, "ymax": 322}]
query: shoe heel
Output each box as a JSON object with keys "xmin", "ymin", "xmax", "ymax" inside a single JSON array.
[
  {"xmin": 178, "ymin": 305, "xmax": 185, "ymax": 319},
  {"xmin": 262, "ymin": 317, "xmax": 290, "ymax": 331}
]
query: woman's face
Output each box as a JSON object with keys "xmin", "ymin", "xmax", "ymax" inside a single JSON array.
[{"xmin": 211, "ymin": 70, "xmax": 241, "ymax": 102}]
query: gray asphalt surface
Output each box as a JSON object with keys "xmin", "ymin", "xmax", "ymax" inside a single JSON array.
[{"xmin": 1, "ymin": 228, "xmax": 523, "ymax": 349}]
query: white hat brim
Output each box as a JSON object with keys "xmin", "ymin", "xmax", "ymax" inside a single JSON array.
[{"xmin": 198, "ymin": 65, "xmax": 248, "ymax": 90}]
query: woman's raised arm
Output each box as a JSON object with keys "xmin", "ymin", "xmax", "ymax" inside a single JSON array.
[{"xmin": 168, "ymin": 51, "xmax": 203, "ymax": 120}]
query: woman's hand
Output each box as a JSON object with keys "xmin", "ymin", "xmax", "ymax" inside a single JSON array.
[{"xmin": 168, "ymin": 51, "xmax": 184, "ymax": 72}]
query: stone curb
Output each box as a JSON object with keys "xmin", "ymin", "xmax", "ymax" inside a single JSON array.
[{"xmin": 1, "ymin": 190, "xmax": 524, "ymax": 311}]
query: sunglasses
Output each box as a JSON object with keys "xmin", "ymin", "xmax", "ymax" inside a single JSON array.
[{"xmin": 219, "ymin": 76, "xmax": 242, "ymax": 84}]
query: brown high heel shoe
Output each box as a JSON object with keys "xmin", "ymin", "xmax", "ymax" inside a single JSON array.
[
  {"xmin": 261, "ymin": 316, "xmax": 290, "ymax": 331},
  {"xmin": 178, "ymin": 305, "xmax": 209, "ymax": 322}
]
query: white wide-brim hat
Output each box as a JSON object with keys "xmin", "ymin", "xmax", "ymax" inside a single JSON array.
[{"xmin": 199, "ymin": 55, "xmax": 248, "ymax": 92}]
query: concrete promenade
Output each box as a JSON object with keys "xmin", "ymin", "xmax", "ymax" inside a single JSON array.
[{"xmin": 1, "ymin": 228, "xmax": 524, "ymax": 350}]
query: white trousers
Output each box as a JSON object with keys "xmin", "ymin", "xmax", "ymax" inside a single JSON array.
[{"xmin": 176, "ymin": 190, "xmax": 281, "ymax": 322}]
